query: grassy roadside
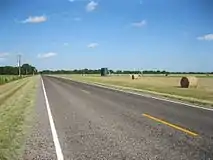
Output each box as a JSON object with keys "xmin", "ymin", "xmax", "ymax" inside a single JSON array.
[
  {"xmin": 0, "ymin": 76, "xmax": 39, "ymax": 160},
  {"xmin": 0, "ymin": 75, "xmax": 26, "ymax": 85},
  {"xmin": 57, "ymin": 75, "xmax": 213, "ymax": 107}
]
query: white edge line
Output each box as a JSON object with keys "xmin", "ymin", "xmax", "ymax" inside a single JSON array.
[
  {"xmin": 41, "ymin": 77, "xmax": 64, "ymax": 160},
  {"xmin": 57, "ymin": 77, "xmax": 213, "ymax": 112}
]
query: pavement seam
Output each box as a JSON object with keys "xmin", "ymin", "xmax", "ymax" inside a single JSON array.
[{"xmin": 81, "ymin": 89, "xmax": 91, "ymax": 94}]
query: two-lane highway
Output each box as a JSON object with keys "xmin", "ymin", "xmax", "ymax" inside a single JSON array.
[{"xmin": 40, "ymin": 76, "xmax": 213, "ymax": 160}]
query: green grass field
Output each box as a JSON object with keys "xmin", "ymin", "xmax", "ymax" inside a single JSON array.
[
  {"xmin": 58, "ymin": 74, "xmax": 213, "ymax": 106},
  {"xmin": 0, "ymin": 76, "xmax": 38, "ymax": 160}
]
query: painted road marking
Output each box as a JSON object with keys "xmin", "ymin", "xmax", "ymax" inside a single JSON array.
[
  {"xmin": 142, "ymin": 113, "xmax": 198, "ymax": 136},
  {"xmin": 81, "ymin": 89, "xmax": 90, "ymax": 94},
  {"xmin": 41, "ymin": 78, "xmax": 64, "ymax": 160}
]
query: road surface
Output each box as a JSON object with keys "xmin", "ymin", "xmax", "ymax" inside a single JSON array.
[{"xmin": 24, "ymin": 76, "xmax": 213, "ymax": 160}]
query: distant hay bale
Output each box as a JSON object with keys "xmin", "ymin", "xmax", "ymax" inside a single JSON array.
[
  {"xmin": 180, "ymin": 76, "xmax": 198, "ymax": 88},
  {"xmin": 131, "ymin": 74, "xmax": 139, "ymax": 80}
]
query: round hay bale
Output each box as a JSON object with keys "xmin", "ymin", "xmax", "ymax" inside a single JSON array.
[
  {"xmin": 135, "ymin": 74, "xmax": 139, "ymax": 79},
  {"xmin": 131, "ymin": 74, "xmax": 139, "ymax": 80},
  {"xmin": 180, "ymin": 76, "xmax": 198, "ymax": 88},
  {"xmin": 131, "ymin": 74, "xmax": 135, "ymax": 80}
]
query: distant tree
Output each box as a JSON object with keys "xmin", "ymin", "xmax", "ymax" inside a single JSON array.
[
  {"xmin": 0, "ymin": 64, "xmax": 37, "ymax": 75},
  {"xmin": 38, "ymin": 68, "xmax": 212, "ymax": 75},
  {"xmin": 21, "ymin": 63, "xmax": 37, "ymax": 75}
]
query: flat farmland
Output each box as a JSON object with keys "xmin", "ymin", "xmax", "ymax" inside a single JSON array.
[{"xmin": 58, "ymin": 74, "xmax": 213, "ymax": 106}]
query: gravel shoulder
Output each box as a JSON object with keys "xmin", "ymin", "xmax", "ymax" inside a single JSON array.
[{"xmin": 23, "ymin": 77, "xmax": 57, "ymax": 160}]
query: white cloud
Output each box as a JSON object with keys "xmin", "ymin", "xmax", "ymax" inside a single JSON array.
[
  {"xmin": 131, "ymin": 20, "xmax": 147, "ymax": 27},
  {"xmin": 197, "ymin": 34, "xmax": 213, "ymax": 41},
  {"xmin": 86, "ymin": 1, "xmax": 98, "ymax": 12},
  {"xmin": 0, "ymin": 57, "xmax": 6, "ymax": 61},
  {"xmin": 22, "ymin": 15, "xmax": 47, "ymax": 24},
  {"xmin": 74, "ymin": 17, "xmax": 82, "ymax": 21},
  {"xmin": 87, "ymin": 43, "xmax": 99, "ymax": 48},
  {"xmin": 0, "ymin": 53, "xmax": 9, "ymax": 61},
  {"xmin": 37, "ymin": 52, "xmax": 57, "ymax": 59},
  {"xmin": 69, "ymin": 0, "xmax": 88, "ymax": 2},
  {"xmin": 0, "ymin": 52, "xmax": 9, "ymax": 58},
  {"xmin": 63, "ymin": 43, "xmax": 69, "ymax": 46}
]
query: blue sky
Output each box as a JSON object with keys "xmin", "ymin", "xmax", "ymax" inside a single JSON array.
[{"xmin": 0, "ymin": 0, "xmax": 213, "ymax": 72}]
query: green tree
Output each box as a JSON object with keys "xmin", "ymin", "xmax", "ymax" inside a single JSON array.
[{"xmin": 21, "ymin": 64, "xmax": 37, "ymax": 75}]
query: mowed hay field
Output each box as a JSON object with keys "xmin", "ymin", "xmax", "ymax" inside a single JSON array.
[{"xmin": 60, "ymin": 74, "xmax": 213, "ymax": 106}]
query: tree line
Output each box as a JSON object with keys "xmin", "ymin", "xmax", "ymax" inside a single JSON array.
[
  {"xmin": 40, "ymin": 69, "xmax": 213, "ymax": 75},
  {"xmin": 1, "ymin": 64, "xmax": 211, "ymax": 75},
  {"xmin": 0, "ymin": 64, "xmax": 37, "ymax": 75}
]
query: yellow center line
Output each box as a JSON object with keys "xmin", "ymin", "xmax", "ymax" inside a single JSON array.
[{"xmin": 142, "ymin": 113, "xmax": 198, "ymax": 137}]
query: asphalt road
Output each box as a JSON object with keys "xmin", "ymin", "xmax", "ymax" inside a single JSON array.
[{"xmin": 27, "ymin": 76, "xmax": 213, "ymax": 160}]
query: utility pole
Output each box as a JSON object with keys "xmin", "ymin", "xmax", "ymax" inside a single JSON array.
[
  {"xmin": 17, "ymin": 54, "xmax": 21, "ymax": 77},
  {"xmin": 33, "ymin": 68, "xmax": 36, "ymax": 76}
]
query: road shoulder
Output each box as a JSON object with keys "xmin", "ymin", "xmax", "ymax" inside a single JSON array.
[{"xmin": 23, "ymin": 77, "xmax": 57, "ymax": 160}]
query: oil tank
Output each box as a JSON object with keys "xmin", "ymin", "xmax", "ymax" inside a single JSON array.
[{"xmin": 101, "ymin": 68, "xmax": 108, "ymax": 76}]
